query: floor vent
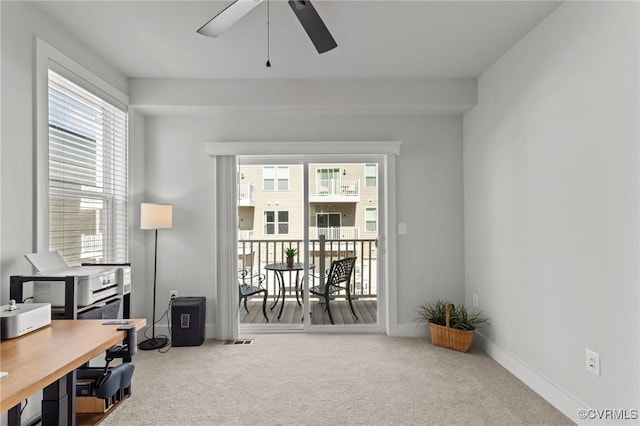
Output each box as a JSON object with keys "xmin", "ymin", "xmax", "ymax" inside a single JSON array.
[{"xmin": 224, "ymin": 339, "xmax": 253, "ymax": 345}]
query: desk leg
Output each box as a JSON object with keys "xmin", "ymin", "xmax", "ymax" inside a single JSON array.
[
  {"xmin": 42, "ymin": 370, "xmax": 76, "ymax": 426},
  {"xmin": 7, "ymin": 404, "xmax": 20, "ymax": 426}
]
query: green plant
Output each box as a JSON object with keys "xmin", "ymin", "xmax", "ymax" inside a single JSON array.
[
  {"xmin": 284, "ymin": 247, "xmax": 298, "ymax": 258},
  {"xmin": 415, "ymin": 300, "xmax": 488, "ymax": 330},
  {"xmin": 415, "ymin": 300, "xmax": 449, "ymax": 326}
]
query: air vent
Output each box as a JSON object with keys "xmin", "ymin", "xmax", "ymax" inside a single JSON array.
[{"xmin": 224, "ymin": 339, "xmax": 253, "ymax": 345}]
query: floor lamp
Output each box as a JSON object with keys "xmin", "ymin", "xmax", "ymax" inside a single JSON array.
[{"xmin": 138, "ymin": 202, "xmax": 173, "ymax": 351}]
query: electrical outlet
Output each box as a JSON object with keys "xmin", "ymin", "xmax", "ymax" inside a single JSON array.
[
  {"xmin": 585, "ymin": 349, "xmax": 600, "ymax": 376},
  {"xmin": 472, "ymin": 294, "xmax": 479, "ymax": 308},
  {"xmin": 169, "ymin": 289, "xmax": 179, "ymax": 300}
]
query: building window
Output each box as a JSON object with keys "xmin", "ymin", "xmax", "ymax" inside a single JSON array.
[
  {"xmin": 263, "ymin": 166, "xmax": 289, "ymax": 191},
  {"xmin": 264, "ymin": 210, "xmax": 289, "ymax": 235},
  {"xmin": 316, "ymin": 168, "xmax": 341, "ymax": 195},
  {"xmin": 365, "ymin": 164, "xmax": 377, "ymax": 187},
  {"xmin": 365, "ymin": 208, "xmax": 377, "ymax": 232},
  {"xmin": 316, "ymin": 212, "xmax": 341, "ymax": 239},
  {"xmin": 48, "ymin": 68, "xmax": 128, "ymax": 265}
]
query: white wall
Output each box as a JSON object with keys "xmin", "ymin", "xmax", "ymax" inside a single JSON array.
[
  {"xmin": 0, "ymin": 1, "xmax": 129, "ymax": 284},
  {"xmin": 142, "ymin": 112, "xmax": 464, "ymax": 335},
  {"xmin": 1, "ymin": 0, "xmax": 466, "ymax": 339},
  {"xmin": 463, "ymin": 2, "xmax": 639, "ymax": 424},
  {"xmin": 0, "ymin": 2, "xmax": 134, "ymax": 424}
]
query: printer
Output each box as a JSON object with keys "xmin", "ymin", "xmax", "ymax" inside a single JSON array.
[{"xmin": 26, "ymin": 251, "xmax": 131, "ymax": 307}]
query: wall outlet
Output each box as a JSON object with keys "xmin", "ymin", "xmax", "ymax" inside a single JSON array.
[
  {"xmin": 585, "ymin": 349, "xmax": 600, "ymax": 376},
  {"xmin": 472, "ymin": 294, "xmax": 479, "ymax": 308},
  {"xmin": 169, "ymin": 289, "xmax": 179, "ymax": 300}
]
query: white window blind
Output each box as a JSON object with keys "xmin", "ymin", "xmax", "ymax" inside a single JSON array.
[{"xmin": 48, "ymin": 68, "xmax": 128, "ymax": 265}]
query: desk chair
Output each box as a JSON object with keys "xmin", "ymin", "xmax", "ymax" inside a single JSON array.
[{"xmin": 76, "ymin": 344, "xmax": 135, "ymax": 402}]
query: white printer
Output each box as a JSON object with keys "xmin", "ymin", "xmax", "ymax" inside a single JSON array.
[{"xmin": 26, "ymin": 251, "xmax": 131, "ymax": 307}]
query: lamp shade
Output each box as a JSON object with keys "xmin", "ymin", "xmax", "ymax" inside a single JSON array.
[{"xmin": 140, "ymin": 203, "xmax": 173, "ymax": 230}]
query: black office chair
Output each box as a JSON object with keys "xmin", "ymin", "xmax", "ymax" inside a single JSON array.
[
  {"xmin": 238, "ymin": 269, "xmax": 269, "ymax": 322},
  {"xmin": 310, "ymin": 257, "xmax": 358, "ymax": 325},
  {"xmin": 76, "ymin": 344, "xmax": 135, "ymax": 402}
]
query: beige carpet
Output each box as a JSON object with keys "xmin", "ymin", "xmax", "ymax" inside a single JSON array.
[{"xmin": 100, "ymin": 334, "xmax": 574, "ymax": 425}]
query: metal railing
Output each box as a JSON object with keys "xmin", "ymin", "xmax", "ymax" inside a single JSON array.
[{"xmin": 238, "ymin": 238, "xmax": 377, "ymax": 300}]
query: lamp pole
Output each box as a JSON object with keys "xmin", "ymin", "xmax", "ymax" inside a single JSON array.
[{"xmin": 138, "ymin": 201, "xmax": 172, "ymax": 350}]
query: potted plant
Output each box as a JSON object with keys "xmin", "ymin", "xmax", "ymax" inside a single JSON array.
[
  {"xmin": 284, "ymin": 247, "xmax": 298, "ymax": 267},
  {"xmin": 415, "ymin": 300, "xmax": 488, "ymax": 352}
]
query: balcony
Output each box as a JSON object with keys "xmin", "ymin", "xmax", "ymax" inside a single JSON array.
[
  {"xmin": 309, "ymin": 178, "xmax": 360, "ymax": 203},
  {"xmin": 237, "ymin": 182, "xmax": 255, "ymax": 206},
  {"xmin": 237, "ymin": 238, "xmax": 377, "ymax": 325},
  {"xmin": 309, "ymin": 226, "xmax": 360, "ymax": 240}
]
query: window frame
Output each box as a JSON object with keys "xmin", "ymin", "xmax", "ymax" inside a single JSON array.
[
  {"xmin": 263, "ymin": 165, "xmax": 290, "ymax": 191},
  {"xmin": 264, "ymin": 210, "xmax": 290, "ymax": 235},
  {"xmin": 365, "ymin": 163, "xmax": 377, "ymax": 188},
  {"xmin": 365, "ymin": 207, "xmax": 378, "ymax": 232},
  {"xmin": 48, "ymin": 69, "xmax": 129, "ymax": 264},
  {"xmin": 36, "ymin": 39, "xmax": 130, "ymax": 261}
]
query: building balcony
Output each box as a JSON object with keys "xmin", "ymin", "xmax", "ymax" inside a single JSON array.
[
  {"xmin": 237, "ymin": 183, "xmax": 255, "ymax": 206},
  {"xmin": 309, "ymin": 226, "xmax": 360, "ymax": 240},
  {"xmin": 309, "ymin": 178, "xmax": 360, "ymax": 203},
  {"xmin": 237, "ymin": 238, "xmax": 377, "ymax": 325}
]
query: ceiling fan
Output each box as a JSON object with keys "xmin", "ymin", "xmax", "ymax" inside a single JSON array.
[{"xmin": 197, "ymin": 0, "xmax": 337, "ymax": 54}]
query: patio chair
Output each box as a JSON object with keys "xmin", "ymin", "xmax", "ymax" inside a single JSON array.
[
  {"xmin": 238, "ymin": 269, "xmax": 269, "ymax": 322},
  {"xmin": 310, "ymin": 257, "xmax": 358, "ymax": 325}
]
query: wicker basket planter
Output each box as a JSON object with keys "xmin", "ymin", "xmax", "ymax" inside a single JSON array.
[{"xmin": 428, "ymin": 303, "xmax": 476, "ymax": 353}]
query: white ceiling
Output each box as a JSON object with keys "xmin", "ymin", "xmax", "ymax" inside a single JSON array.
[{"xmin": 33, "ymin": 0, "xmax": 561, "ymax": 80}]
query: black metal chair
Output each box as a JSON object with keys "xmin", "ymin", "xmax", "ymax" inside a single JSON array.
[
  {"xmin": 310, "ymin": 257, "xmax": 358, "ymax": 325},
  {"xmin": 238, "ymin": 269, "xmax": 269, "ymax": 322}
]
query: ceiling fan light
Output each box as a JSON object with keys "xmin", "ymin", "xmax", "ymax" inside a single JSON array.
[{"xmin": 197, "ymin": 0, "xmax": 265, "ymax": 37}]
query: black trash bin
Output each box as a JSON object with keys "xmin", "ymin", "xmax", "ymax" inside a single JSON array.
[{"xmin": 171, "ymin": 297, "xmax": 206, "ymax": 347}]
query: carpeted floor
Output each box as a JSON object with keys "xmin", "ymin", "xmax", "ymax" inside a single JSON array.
[{"xmin": 100, "ymin": 334, "xmax": 574, "ymax": 425}]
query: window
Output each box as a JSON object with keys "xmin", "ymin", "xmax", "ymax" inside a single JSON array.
[
  {"xmin": 264, "ymin": 211, "xmax": 289, "ymax": 235},
  {"xmin": 316, "ymin": 212, "xmax": 341, "ymax": 239},
  {"xmin": 48, "ymin": 68, "xmax": 128, "ymax": 265},
  {"xmin": 316, "ymin": 168, "xmax": 341, "ymax": 181},
  {"xmin": 365, "ymin": 208, "xmax": 377, "ymax": 232},
  {"xmin": 263, "ymin": 166, "xmax": 289, "ymax": 191},
  {"xmin": 316, "ymin": 168, "xmax": 341, "ymax": 195},
  {"xmin": 365, "ymin": 164, "xmax": 377, "ymax": 187}
]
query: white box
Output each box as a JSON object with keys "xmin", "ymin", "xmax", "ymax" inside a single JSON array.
[{"xmin": 1, "ymin": 302, "xmax": 51, "ymax": 339}]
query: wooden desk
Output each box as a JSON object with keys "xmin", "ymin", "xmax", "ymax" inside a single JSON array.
[{"xmin": 0, "ymin": 319, "xmax": 145, "ymax": 425}]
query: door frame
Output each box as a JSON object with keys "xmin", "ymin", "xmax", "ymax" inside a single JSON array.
[{"xmin": 205, "ymin": 141, "xmax": 401, "ymax": 338}]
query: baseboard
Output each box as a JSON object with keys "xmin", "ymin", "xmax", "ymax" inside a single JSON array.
[
  {"xmin": 392, "ymin": 322, "xmax": 429, "ymax": 338},
  {"xmin": 474, "ymin": 332, "xmax": 609, "ymax": 426}
]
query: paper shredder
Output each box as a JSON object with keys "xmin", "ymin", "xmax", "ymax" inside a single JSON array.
[{"xmin": 171, "ymin": 297, "xmax": 206, "ymax": 347}]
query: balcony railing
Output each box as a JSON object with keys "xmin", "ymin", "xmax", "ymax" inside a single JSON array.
[
  {"xmin": 309, "ymin": 226, "xmax": 360, "ymax": 240},
  {"xmin": 309, "ymin": 179, "xmax": 360, "ymax": 202},
  {"xmin": 237, "ymin": 183, "xmax": 255, "ymax": 206},
  {"xmin": 237, "ymin": 238, "xmax": 377, "ymax": 300}
]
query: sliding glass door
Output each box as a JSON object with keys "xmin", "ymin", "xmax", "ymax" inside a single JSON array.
[
  {"xmin": 307, "ymin": 162, "xmax": 379, "ymax": 326},
  {"xmin": 237, "ymin": 156, "xmax": 383, "ymax": 332}
]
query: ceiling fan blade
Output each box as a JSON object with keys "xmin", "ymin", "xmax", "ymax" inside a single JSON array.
[
  {"xmin": 288, "ymin": 0, "xmax": 337, "ymax": 54},
  {"xmin": 197, "ymin": 0, "xmax": 265, "ymax": 37}
]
